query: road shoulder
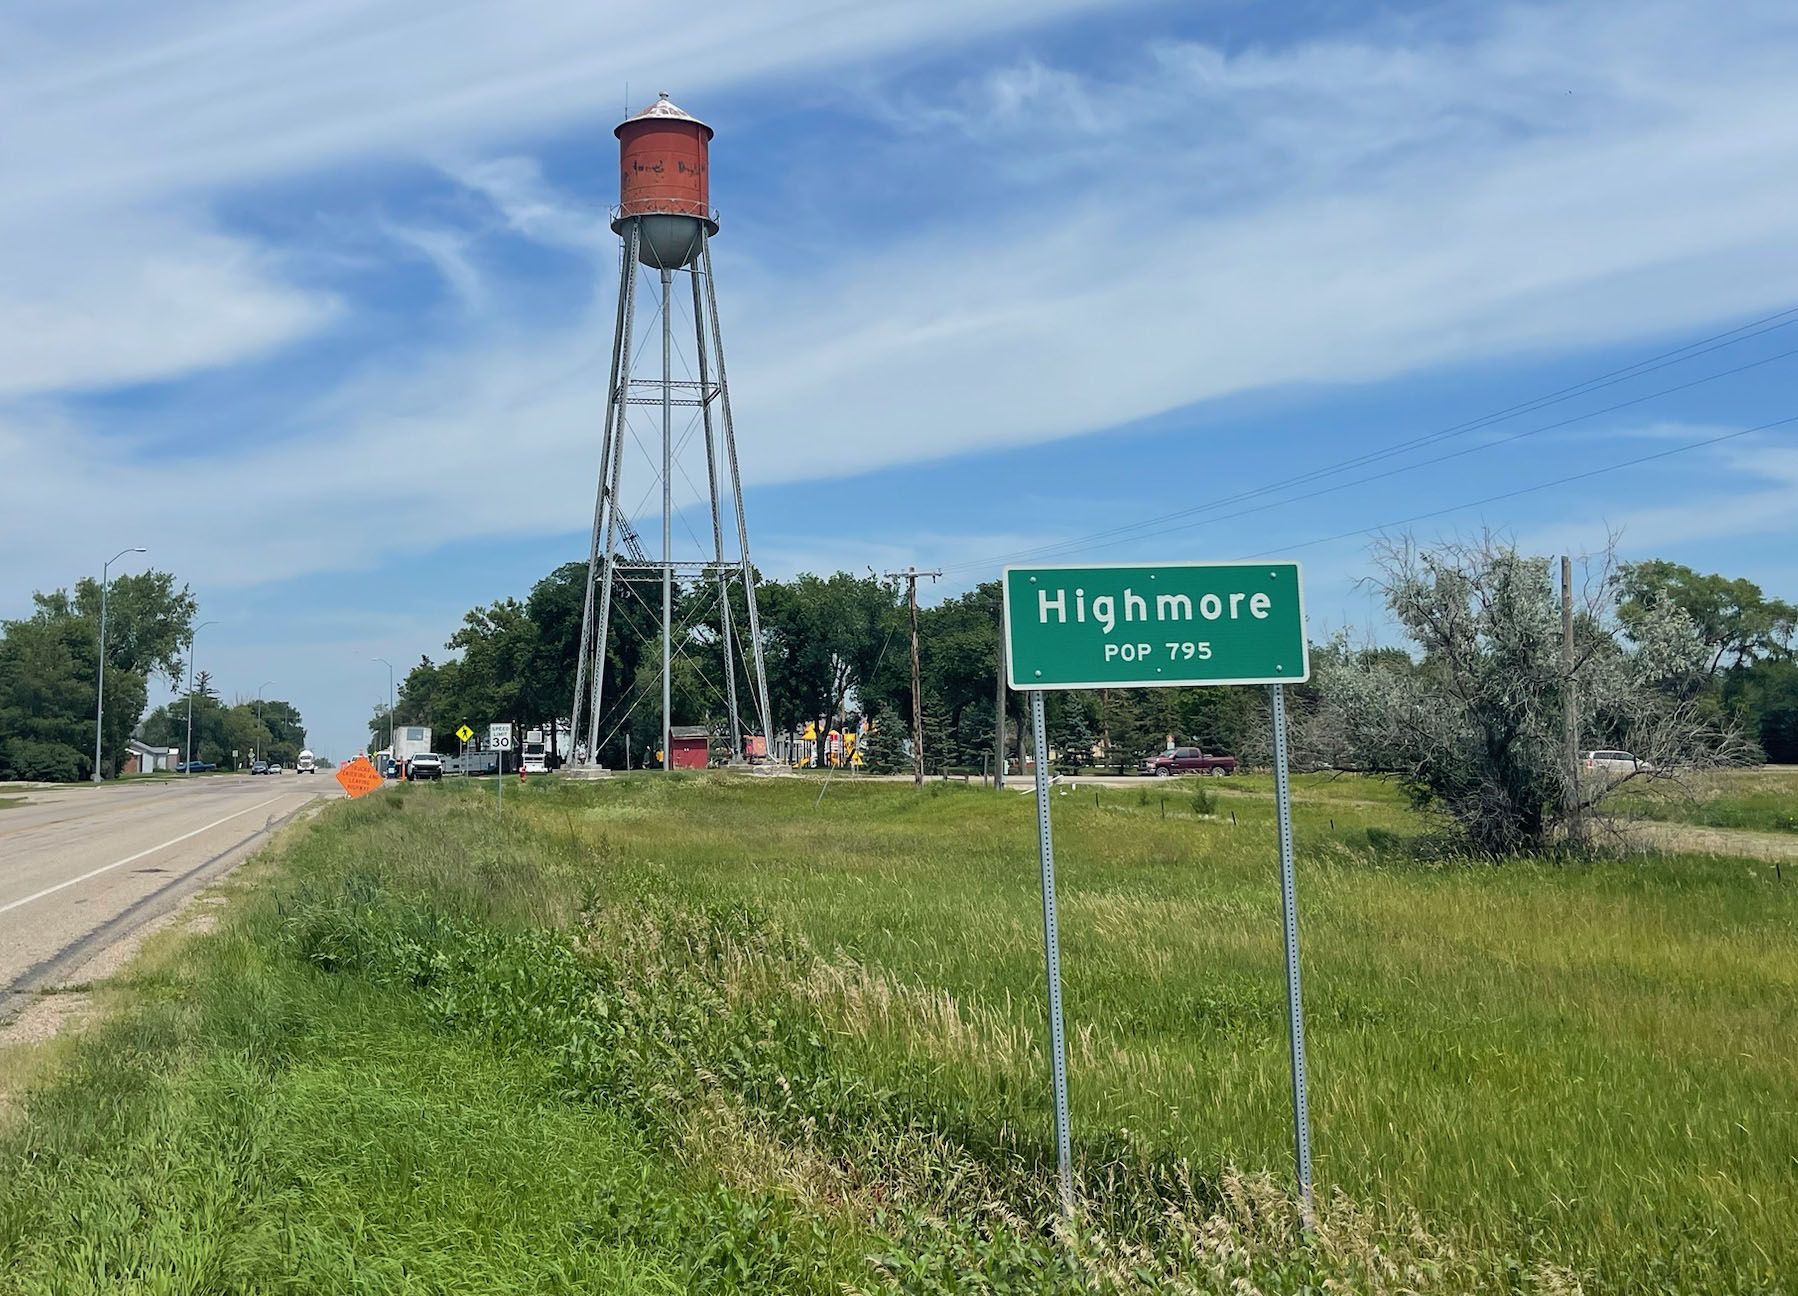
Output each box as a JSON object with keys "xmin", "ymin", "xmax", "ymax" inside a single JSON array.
[{"xmin": 0, "ymin": 800, "xmax": 328, "ymax": 1124}]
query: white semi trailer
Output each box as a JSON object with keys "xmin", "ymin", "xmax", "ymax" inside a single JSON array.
[{"xmin": 392, "ymin": 726, "xmax": 434, "ymax": 772}]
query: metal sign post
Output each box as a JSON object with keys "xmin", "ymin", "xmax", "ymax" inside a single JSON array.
[
  {"xmin": 489, "ymin": 722, "xmax": 511, "ymax": 813},
  {"xmin": 1029, "ymin": 688, "xmax": 1074, "ymax": 1217},
  {"xmin": 1269, "ymin": 683, "xmax": 1314, "ymax": 1227},
  {"xmin": 1002, "ymin": 561, "xmax": 1314, "ymax": 1229}
]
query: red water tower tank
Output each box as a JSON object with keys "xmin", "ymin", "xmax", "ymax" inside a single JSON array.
[{"xmin": 612, "ymin": 92, "xmax": 718, "ymax": 270}]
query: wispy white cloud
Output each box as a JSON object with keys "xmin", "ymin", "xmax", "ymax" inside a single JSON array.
[
  {"xmin": 381, "ymin": 222, "xmax": 487, "ymax": 312},
  {"xmin": 0, "ymin": 210, "xmax": 337, "ymax": 398},
  {"xmin": 0, "ymin": 0, "xmax": 1116, "ymax": 400},
  {"xmin": 1517, "ymin": 440, "xmax": 1798, "ymax": 559},
  {"xmin": 9, "ymin": 0, "xmax": 1798, "ymax": 754}
]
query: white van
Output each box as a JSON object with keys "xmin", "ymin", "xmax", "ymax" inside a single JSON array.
[{"xmin": 296, "ymin": 749, "xmax": 317, "ymax": 774}]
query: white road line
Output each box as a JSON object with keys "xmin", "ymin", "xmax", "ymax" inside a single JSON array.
[{"xmin": 0, "ymin": 794, "xmax": 289, "ymax": 917}]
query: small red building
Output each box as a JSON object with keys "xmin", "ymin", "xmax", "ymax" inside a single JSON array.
[{"xmin": 668, "ymin": 726, "xmax": 710, "ymax": 770}]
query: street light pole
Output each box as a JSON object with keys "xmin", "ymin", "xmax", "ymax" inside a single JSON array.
[
  {"xmin": 183, "ymin": 620, "xmax": 218, "ymax": 774},
  {"xmin": 374, "ymin": 657, "xmax": 395, "ymax": 769},
  {"xmin": 92, "ymin": 546, "xmax": 146, "ymax": 782},
  {"xmin": 257, "ymin": 681, "xmax": 275, "ymax": 769}
]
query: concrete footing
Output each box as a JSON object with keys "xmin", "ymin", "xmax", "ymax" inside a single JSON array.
[{"xmin": 560, "ymin": 765, "xmax": 614, "ymax": 781}]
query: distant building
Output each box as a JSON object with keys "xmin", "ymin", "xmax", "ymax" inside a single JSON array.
[
  {"xmin": 668, "ymin": 726, "xmax": 710, "ymax": 770},
  {"xmin": 124, "ymin": 739, "xmax": 178, "ymax": 774}
]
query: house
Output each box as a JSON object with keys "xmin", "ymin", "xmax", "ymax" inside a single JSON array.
[
  {"xmin": 124, "ymin": 739, "xmax": 178, "ymax": 774},
  {"xmin": 667, "ymin": 725, "xmax": 710, "ymax": 770}
]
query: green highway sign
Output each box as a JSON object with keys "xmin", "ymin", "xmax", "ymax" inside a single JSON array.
[{"xmin": 1003, "ymin": 561, "xmax": 1308, "ymax": 690}]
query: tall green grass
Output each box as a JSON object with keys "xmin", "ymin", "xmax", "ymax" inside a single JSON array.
[
  {"xmin": 1607, "ymin": 766, "xmax": 1798, "ymax": 834},
  {"xmin": 3, "ymin": 771, "xmax": 1793, "ymax": 1292}
]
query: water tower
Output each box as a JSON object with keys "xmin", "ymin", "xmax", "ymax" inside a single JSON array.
[{"xmin": 568, "ymin": 93, "xmax": 775, "ymax": 770}]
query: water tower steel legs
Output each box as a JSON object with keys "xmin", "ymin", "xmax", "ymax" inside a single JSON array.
[
  {"xmin": 580, "ymin": 225, "xmax": 640, "ymax": 760},
  {"xmin": 660, "ymin": 266, "xmax": 674, "ymax": 772},
  {"xmin": 700, "ymin": 233, "xmax": 776, "ymax": 750},
  {"xmin": 570, "ymin": 234, "xmax": 633, "ymax": 758},
  {"xmin": 570, "ymin": 220, "xmax": 774, "ymax": 769},
  {"xmin": 692, "ymin": 267, "xmax": 742, "ymax": 753}
]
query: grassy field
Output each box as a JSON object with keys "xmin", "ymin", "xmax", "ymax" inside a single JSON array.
[
  {"xmin": 1607, "ymin": 765, "xmax": 1798, "ymax": 834},
  {"xmin": 2, "ymin": 772, "xmax": 1793, "ymax": 1293}
]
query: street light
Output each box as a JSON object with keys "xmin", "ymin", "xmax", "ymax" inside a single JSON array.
[
  {"xmin": 93, "ymin": 546, "xmax": 147, "ymax": 782},
  {"xmin": 256, "ymin": 681, "xmax": 275, "ymax": 769},
  {"xmin": 184, "ymin": 620, "xmax": 218, "ymax": 774},
  {"xmin": 374, "ymin": 657, "xmax": 395, "ymax": 764}
]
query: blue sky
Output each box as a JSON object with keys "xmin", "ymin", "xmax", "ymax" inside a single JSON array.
[{"xmin": 5, "ymin": 0, "xmax": 1798, "ymax": 759}]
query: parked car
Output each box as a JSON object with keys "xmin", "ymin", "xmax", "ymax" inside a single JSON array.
[
  {"xmin": 1142, "ymin": 746, "xmax": 1238, "ymax": 777},
  {"xmin": 1582, "ymin": 750, "xmax": 1652, "ymax": 775},
  {"xmin": 249, "ymin": 760, "xmax": 269, "ymax": 775},
  {"xmin": 406, "ymin": 753, "xmax": 444, "ymax": 781},
  {"xmin": 176, "ymin": 760, "xmax": 216, "ymax": 772}
]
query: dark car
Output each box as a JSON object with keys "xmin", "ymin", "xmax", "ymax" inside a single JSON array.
[
  {"xmin": 249, "ymin": 760, "xmax": 269, "ymax": 775},
  {"xmin": 1142, "ymin": 746, "xmax": 1237, "ymax": 777},
  {"xmin": 406, "ymin": 753, "xmax": 444, "ymax": 781},
  {"xmin": 176, "ymin": 760, "xmax": 216, "ymax": 772}
]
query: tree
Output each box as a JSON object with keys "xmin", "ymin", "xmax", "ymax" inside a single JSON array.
[
  {"xmin": 1727, "ymin": 658, "xmax": 1798, "ymax": 763},
  {"xmin": 217, "ymin": 705, "xmax": 275, "ymax": 770},
  {"xmin": 140, "ymin": 692, "xmax": 302, "ymax": 770},
  {"xmin": 760, "ymin": 572, "xmax": 901, "ymax": 742},
  {"xmin": 0, "ymin": 615, "xmax": 99, "ymax": 781},
  {"xmin": 32, "ymin": 570, "xmax": 196, "ymax": 684},
  {"xmin": 524, "ymin": 562, "xmax": 588, "ymax": 756},
  {"xmin": 860, "ymin": 705, "xmax": 907, "ymax": 774},
  {"xmin": 369, "ymin": 702, "xmax": 395, "ymax": 755},
  {"xmin": 1045, "ymin": 692, "xmax": 1098, "ymax": 769},
  {"xmin": 920, "ymin": 690, "xmax": 954, "ymax": 773},
  {"xmin": 1313, "ymin": 537, "xmax": 1748, "ymax": 853},
  {"xmin": 1, "ymin": 568, "xmax": 195, "ymax": 779},
  {"xmin": 1619, "ymin": 560, "xmax": 1795, "ymax": 676}
]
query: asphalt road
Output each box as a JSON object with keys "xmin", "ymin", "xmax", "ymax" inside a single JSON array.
[{"xmin": 0, "ymin": 773, "xmax": 338, "ymax": 1020}]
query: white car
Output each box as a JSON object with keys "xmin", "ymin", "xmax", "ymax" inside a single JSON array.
[{"xmin": 1582, "ymin": 750, "xmax": 1652, "ymax": 775}]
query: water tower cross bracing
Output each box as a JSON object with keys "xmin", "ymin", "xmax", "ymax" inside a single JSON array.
[{"xmin": 569, "ymin": 92, "xmax": 775, "ymax": 769}]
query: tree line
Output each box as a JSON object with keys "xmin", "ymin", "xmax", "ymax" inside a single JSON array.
[
  {"xmin": 371, "ymin": 563, "xmax": 1277, "ymax": 771},
  {"xmin": 0, "ymin": 568, "xmax": 307, "ymax": 781},
  {"xmin": 377, "ymin": 547, "xmax": 1797, "ymax": 784},
  {"xmin": 138, "ymin": 678, "xmax": 308, "ymax": 770}
]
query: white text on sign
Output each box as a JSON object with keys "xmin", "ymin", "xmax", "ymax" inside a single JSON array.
[{"xmin": 1037, "ymin": 586, "xmax": 1272, "ymax": 635}]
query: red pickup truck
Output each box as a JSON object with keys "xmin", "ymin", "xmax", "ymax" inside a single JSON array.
[{"xmin": 1141, "ymin": 746, "xmax": 1237, "ymax": 777}]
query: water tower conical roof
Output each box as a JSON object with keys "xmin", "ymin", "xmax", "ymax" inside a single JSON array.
[{"xmin": 615, "ymin": 92, "xmax": 713, "ymax": 140}]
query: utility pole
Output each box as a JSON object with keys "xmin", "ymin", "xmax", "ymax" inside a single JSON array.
[
  {"xmin": 1561, "ymin": 556, "xmax": 1580, "ymax": 845},
  {"xmin": 886, "ymin": 567, "xmax": 942, "ymax": 788}
]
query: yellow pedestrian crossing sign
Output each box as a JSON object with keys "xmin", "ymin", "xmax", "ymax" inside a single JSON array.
[{"xmin": 455, "ymin": 724, "xmax": 474, "ymax": 743}]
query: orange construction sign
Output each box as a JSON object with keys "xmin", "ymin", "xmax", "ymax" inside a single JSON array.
[{"xmin": 335, "ymin": 755, "xmax": 385, "ymax": 799}]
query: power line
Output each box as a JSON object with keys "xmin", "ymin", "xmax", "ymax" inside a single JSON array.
[
  {"xmin": 1239, "ymin": 412, "xmax": 1798, "ymax": 558},
  {"xmin": 1005, "ymin": 343, "xmax": 1798, "ymax": 561},
  {"xmin": 942, "ymin": 304, "xmax": 1798, "ymax": 575}
]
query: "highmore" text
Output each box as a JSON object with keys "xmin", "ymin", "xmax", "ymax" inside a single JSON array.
[{"xmin": 1037, "ymin": 585, "xmax": 1271, "ymax": 635}]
